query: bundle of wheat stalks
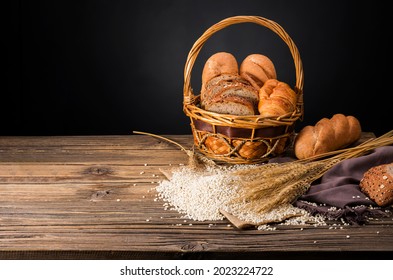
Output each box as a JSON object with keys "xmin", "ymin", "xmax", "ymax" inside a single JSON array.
[
  {"xmin": 134, "ymin": 130, "xmax": 393, "ymax": 215},
  {"xmin": 231, "ymin": 130, "xmax": 393, "ymax": 214}
]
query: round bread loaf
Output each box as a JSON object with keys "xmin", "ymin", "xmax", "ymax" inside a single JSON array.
[
  {"xmin": 201, "ymin": 52, "xmax": 239, "ymax": 90},
  {"xmin": 240, "ymin": 54, "xmax": 277, "ymax": 90},
  {"xmin": 359, "ymin": 163, "xmax": 393, "ymax": 207}
]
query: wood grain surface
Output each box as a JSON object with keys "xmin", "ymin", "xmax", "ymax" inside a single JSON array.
[{"xmin": 0, "ymin": 134, "xmax": 392, "ymax": 260}]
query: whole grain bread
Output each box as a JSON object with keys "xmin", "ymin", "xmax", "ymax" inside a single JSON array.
[
  {"xmin": 203, "ymin": 84, "xmax": 258, "ymax": 110},
  {"xmin": 201, "ymin": 74, "xmax": 251, "ymax": 107},
  {"xmin": 360, "ymin": 163, "xmax": 393, "ymax": 207},
  {"xmin": 204, "ymin": 95, "xmax": 256, "ymax": 115}
]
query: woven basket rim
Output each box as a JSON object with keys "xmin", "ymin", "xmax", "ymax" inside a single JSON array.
[{"xmin": 183, "ymin": 15, "xmax": 304, "ymax": 127}]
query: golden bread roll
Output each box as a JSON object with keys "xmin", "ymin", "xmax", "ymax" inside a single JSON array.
[
  {"xmin": 240, "ymin": 54, "xmax": 277, "ymax": 90},
  {"xmin": 294, "ymin": 114, "xmax": 362, "ymax": 159},
  {"xmin": 360, "ymin": 163, "xmax": 393, "ymax": 207},
  {"xmin": 201, "ymin": 52, "xmax": 239, "ymax": 90},
  {"xmin": 258, "ymin": 79, "xmax": 297, "ymax": 117}
]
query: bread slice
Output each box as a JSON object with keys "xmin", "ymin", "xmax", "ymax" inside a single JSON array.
[
  {"xmin": 201, "ymin": 73, "xmax": 259, "ymax": 116},
  {"xmin": 204, "ymin": 95, "xmax": 256, "ymax": 115},
  {"xmin": 207, "ymin": 84, "xmax": 258, "ymax": 106},
  {"xmin": 201, "ymin": 74, "xmax": 250, "ymax": 105},
  {"xmin": 204, "ymin": 74, "xmax": 250, "ymax": 91}
]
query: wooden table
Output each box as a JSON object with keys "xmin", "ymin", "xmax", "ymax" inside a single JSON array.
[{"xmin": 0, "ymin": 134, "xmax": 392, "ymax": 260}]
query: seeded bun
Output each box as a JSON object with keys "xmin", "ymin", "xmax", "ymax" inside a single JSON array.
[
  {"xmin": 359, "ymin": 163, "xmax": 393, "ymax": 207},
  {"xmin": 240, "ymin": 54, "xmax": 277, "ymax": 90}
]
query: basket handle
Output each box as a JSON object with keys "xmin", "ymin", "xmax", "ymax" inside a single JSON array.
[{"xmin": 183, "ymin": 15, "xmax": 304, "ymax": 106}]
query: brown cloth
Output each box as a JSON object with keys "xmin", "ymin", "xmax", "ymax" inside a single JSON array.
[{"xmin": 294, "ymin": 146, "xmax": 393, "ymax": 224}]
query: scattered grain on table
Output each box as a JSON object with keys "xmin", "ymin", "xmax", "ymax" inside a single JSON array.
[{"xmin": 155, "ymin": 164, "xmax": 326, "ymax": 228}]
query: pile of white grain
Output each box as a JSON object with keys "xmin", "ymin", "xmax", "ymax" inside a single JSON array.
[{"xmin": 155, "ymin": 164, "xmax": 326, "ymax": 229}]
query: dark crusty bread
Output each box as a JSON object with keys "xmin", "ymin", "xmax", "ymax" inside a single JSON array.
[{"xmin": 360, "ymin": 163, "xmax": 393, "ymax": 207}]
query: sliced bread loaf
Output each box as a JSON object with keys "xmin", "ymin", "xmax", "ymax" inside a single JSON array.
[
  {"xmin": 204, "ymin": 95, "xmax": 256, "ymax": 115},
  {"xmin": 204, "ymin": 84, "xmax": 258, "ymax": 108},
  {"xmin": 201, "ymin": 74, "xmax": 250, "ymax": 105}
]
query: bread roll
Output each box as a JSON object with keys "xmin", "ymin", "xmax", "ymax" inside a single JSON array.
[
  {"xmin": 240, "ymin": 54, "xmax": 277, "ymax": 90},
  {"xmin": 258, "ymin": 79, "xmax": 297, "ymax": 117},
  {"xmin": 294, "ymin": 114, "xmax": 362, "ymax": 159},
  {"xmin": 201, "ymin": 52, "xmax": 239, "ymax": 90},
  {"xmin": 360, "ymin": 163, "xmax": 393, "ymax": 207}
]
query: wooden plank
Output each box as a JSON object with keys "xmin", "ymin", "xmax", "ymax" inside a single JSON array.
[
  {"xmin": 0, "ymin": 135, "xmax": 193, "ymax": 149},
  {"xmin": 1, "ymin": 221, "xmax": 392, "ymax": 252},
  {"xmin": 1, "ymin": 133, "xmax": 392, "ymax": 260},
  {"xmin": 0, "ymin": 164, "xmax": 173, "ymax": 183},
  {"xmin": 0, "ymin": 149, "xmax": 189, "ymax": 164}
]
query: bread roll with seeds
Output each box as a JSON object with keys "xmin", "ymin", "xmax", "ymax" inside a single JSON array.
[
  {"xmin": 360, "ymin": 163, "xmax": 393, "ymax": 207},
  {"xmin": 240, "ymin": 54, "xmax": 277, "ymax": 90}
]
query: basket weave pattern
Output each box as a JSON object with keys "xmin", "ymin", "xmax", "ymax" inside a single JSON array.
[{"xmin": 183, "ymin": 16, "xmax": 304, "ymax": 164}]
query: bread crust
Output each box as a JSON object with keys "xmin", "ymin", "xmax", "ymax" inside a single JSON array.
[
  {"xmin": 313, "ymin": 118, "xmax": 336, "ymax": 155},
  {"xmin": 201, "ymin": 52, "xmax": 239, "ymax": 89},
  {"xmin": 360, "ymin": 163, "xmax": 393, "ymax": 207},
  {"xmin": 294, "ymin": 114, "xmax": 362, "ymax": 159},
  {"xmin": 258, "ymin": 79, "xmax": 297, "ymax": 117},
  {"xmin": 240, "ymin": 54, "xmax": 277, "ymax": 90},
  {"xmin": 347, "ymin": 115, "xmax": 362, "ymax": 143},
  {"xmin": 293, "ymin": 126, "xmax": 314, "ymax": 159}
]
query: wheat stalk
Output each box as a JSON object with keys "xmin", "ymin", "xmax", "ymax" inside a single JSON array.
[{"xmin": 232, "ymin": 130, "xmax": 393, "ymax": 214}]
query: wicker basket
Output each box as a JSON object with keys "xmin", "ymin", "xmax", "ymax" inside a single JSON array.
[{"xmin": 183, "ymin": 16, "xmax": 304, "ymax": 164}]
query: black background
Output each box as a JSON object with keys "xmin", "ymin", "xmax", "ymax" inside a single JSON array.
[{"xmin": 5, "ymin": 0, "xmax": 391, "ymax": 136}]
